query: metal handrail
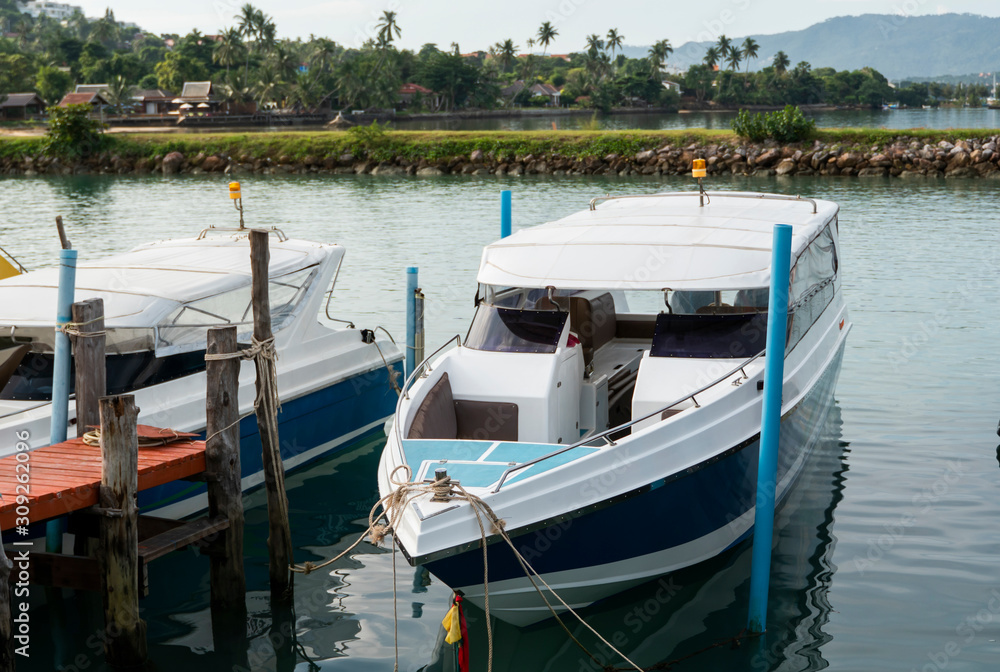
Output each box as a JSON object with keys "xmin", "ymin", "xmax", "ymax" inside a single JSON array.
[
  {"xmin": 491, "ymin": 349, "xmax": 767, "ymax": 492},
  {"xmin": 589, "ymin": 191, "xmax": 818, "ymax": 214},
  {"xmin": 197, "ymin": 225, "xmax": 289, "ymax": 241},
  {"xmin": 392, "ymin": 334, "xmax": 462, "ymax": 461}
]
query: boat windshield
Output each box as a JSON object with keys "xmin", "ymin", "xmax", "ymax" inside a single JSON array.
[
  {"xmin": 156, "ymin": 265, "xmax": 318, "ymax": 355},
  {"xmin": 650, "ymin": 312, "xmax": 768, "ymax": 359},
  {"xmin": 465, "ymin": 305, "xmax": 568, "ymax": 354},
  {"xmin": 653, "ymin": 288, "xmax": 770, "ymax": 359}
]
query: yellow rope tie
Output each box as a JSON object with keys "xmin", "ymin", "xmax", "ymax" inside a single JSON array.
[{"xmin": 56, "ymin": 315, "xmax": 107, "ymax": 339}]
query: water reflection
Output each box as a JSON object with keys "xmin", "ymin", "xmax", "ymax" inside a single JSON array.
[
  {"xmin": 391, "ymin": 107, "xmax": 1000, "ymax": 132},
  {"xmin": 418, "ymin": 404, "xmax": 848, "ymax": 672}
]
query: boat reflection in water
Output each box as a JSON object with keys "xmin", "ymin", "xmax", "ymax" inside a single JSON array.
[{"xmin": 419, "ymin": 404, "xmax": 848, "ymax": 672}]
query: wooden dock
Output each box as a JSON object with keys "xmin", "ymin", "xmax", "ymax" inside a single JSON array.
[{"xmin": 0, "ymin": 428, "xmax": 207, "ymax": 531}]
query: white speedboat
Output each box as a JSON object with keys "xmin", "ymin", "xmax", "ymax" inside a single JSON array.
[
  {"xmin": 0, "ymin": 228, "xmax": 402, "ymax": 518},
  {"xmin": 378, "ymin": 190, "xmax": 850, "ymax": 626}
]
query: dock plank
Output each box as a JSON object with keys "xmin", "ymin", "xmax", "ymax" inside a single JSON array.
[{"xmin": 0, "ymin": 433, "xmax": 206, "ymax": 530}]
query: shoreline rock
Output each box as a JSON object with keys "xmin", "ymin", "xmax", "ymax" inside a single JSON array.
[{"xmin": 4, "ymin": 134, "xmax": 1000, "ymax": 180}]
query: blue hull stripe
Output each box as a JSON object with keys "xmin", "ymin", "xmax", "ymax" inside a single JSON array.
[
  {"xmin": 137, "ymin": 362, "xmax": 403, "ymax": 513},
  {"xmin": 423, "ymin": 349, "xmax": 843, "ymax": 587}
]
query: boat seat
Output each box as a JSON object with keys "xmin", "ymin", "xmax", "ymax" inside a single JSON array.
[
  {"xmin": 568, "ymin": 293, "xmax": 617, "ymax": 372},
  {"xmin": 406, "ymin": 372, "xmax": 518, "ymax": 441}
]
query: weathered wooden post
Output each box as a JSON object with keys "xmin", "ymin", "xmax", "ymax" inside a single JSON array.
[
  {"xmin": 248, "ymin": 230, "xmax": 293, "ymax": 604},
  {"xmin": 72, "ymin": 298, "xmax": 106, "ymax": 437},
  {"xmin": 97, "ymin": 395, "xmax": 147, "ymax": 668},
  {"xmin": 205, "ymin": 326, "xmax": 248, "ymax": 663}
]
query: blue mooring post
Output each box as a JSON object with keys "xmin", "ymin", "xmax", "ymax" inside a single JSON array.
[
  {"xmin": 406, "ymin": 266, "xmax": 418, "ymax": 378},
  {"xmin": 747, "ymin": 223, "xmax": 793, "ymax": 634},
  {"xmin": 48, "ymin": 247, "xmax": 78, "ymax": 552},
  {"xmin": 500, "ymin": 190, "xmax": 512, "ymax": 238}
]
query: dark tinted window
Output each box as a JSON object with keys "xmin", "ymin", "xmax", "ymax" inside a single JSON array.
[
  {"xmin": 0, "ymin": 350, "xmax": 207, "ymax": 401},
  {"xmin": 650, "ymin": 313, "xmax": 769, "ymax": 359},
  {"xmin": 466, "ymin": 305, "xmax": 568, "ymax": 354}
]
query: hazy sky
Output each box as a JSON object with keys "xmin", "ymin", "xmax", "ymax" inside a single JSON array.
[{"xmin": 74, "ymin": 0, "xmax": 1000, "ymax": 51}]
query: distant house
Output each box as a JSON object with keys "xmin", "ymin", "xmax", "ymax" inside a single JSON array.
[
  {"xmin": 528, "ymin": 83, "xmax": 561, "ymax": 106},
  {"xmin": 176, "ymin": 81, "xmax": 224, "ymax": 114},
  {"xmin": 501, "ymin": 81, "xmax": 526, "ymax": 99},
  {"xmin": 58, "ymin": 91, "xmax": 109, "ymax": 111},
  {"xmin": 662, "ymin": 80, "xmax": 681, "ymax": 93},
  {"xmin": 398, "ymin": 83, "xmax": 442, "ymax": 110},
  {"xmin": 500, "ymin": 81, "xmax": 561, "ymax": 106},
  {"xmin": 133, "ymin": 89, "xmax": 175, "ymax": 115},
  {"xmin": 0, "ymin": 93, "xmax": 45, "ymax": 120}
]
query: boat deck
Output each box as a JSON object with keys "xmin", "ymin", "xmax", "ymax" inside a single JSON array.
[
  {"xmin": 402, "ymin": 439, "xmax": 598, "ymax": 488},
  {"xmin": 0, "ymin": 427, "xmax": 206, "ymax": 530}
]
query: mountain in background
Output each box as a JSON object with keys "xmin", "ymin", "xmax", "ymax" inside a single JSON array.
[{"xmin": 619, "ymin": 13, "xmax": 1000, "ymax": 81}]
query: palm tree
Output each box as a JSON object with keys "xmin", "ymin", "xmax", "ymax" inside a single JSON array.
[
  {"xmin": 236, "ymin": 4, "xmax": 259, "ymax": 79},
  {"xmin": 497, "ymin": 39, "xmax": 518, "ymax": 73},
  {"xmin": 725, "ymin": 45, "xmax": 742, "ymax": 72},
  {"xmin": 773, "ymin": 50, "xmax": 790, "ymax": 75},
  {"xmin": 647, "ymin": 39, "xmax": 673, "ymax": 81},
  {"xmin": 716, "ymin": 34, "xmax": 732, "ymax": 64},
  {"xmin": 585, "ymin": 33, "xmax": 604, "ymax": 53},
  {"xmin": 309, "ymin": 38, "xmax": 337, "ymax": 75},
  {"xmin": 213, "ymin": 27, "xmax": 245, "ymax": 74},
  {"xmin": 741, "ymin": 37, "xmax": 759, "ymax": 75},
  {"xmin": 606, "ymin": 28, "xmax": 624, "ymax": 58},
  {"xmin": 376, "ymin": 11, "xmax": 401, "ymax": 47},
  {"xmin": 537, "ymin": 21, "xmax": 558, "ymax": 57},
  {"xmin": 105, "ymin": 75, "xmax": 132, "ymax": 115},
  {"xmin": 703, "ymin": 46, "xmax": 720, "ymax": 70},
  {"xmin": 257, "ymin": 17, "xmax": 276, "ymax": 56},
  {"xmin": 254, "ymin": 63, "xmax": 283, "ymax": 106}
]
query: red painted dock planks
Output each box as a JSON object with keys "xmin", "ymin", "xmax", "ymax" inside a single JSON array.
[{"xmin": 0, "ymin": 432, "xmax": 206, "ymax": 531}]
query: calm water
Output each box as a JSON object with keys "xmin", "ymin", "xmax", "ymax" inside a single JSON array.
[
  {"xmin": 392, "ymin": 107, "xmax": 1000, "ymax": 131},
  {"xmin": 2, "ymin": 172, "xmax": 999, "ymax": 671}
]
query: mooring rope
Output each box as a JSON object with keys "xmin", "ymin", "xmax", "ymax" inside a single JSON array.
[
  {"xmin": 56, "ymin": 314, "xmax": 107, "ymax": 339},
  {"xmin": 81, "ymin": 427, "xmax": 194, "ymax": 448},
  {"xmin": 201, "ymin": 336, "xmax": 281, "ymax": 444}
]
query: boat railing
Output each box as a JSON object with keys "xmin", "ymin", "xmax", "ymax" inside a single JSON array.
[
  {"xmin": 196, "ymin": 225, "xmax": 289, "ymax": 241},
  {"xmin": 589, "ymin": 191, "xmax": 818, "ymax": 214},
  {"xmin": 392, "ymin": 334, "xmax": 462, "ymax": 461},
  {"xmin": 492, "ymin": 349, "xmax": 767, "ymax": 492}
]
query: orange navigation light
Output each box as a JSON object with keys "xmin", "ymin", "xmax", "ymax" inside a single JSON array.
[
  {"xmin": 229, "ymin": 182, "xmax": 242, "ymax": 200},
  {"xmin": 692, "ymin": 159, "xmax": 707, "ymax": 178}
]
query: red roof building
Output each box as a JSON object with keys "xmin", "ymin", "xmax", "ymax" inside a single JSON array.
[{"xmin": 58, "ymin": 92, "xmax": 109, "ymax": 108}]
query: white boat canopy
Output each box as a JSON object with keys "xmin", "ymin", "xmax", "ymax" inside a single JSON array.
[
  {"xmin": 477, "ymin": 192, "xmax": 839, "ymax": 291},
  {"xmin": 0, "ymin": 236, "xmax": 340, "ymax": 328}
]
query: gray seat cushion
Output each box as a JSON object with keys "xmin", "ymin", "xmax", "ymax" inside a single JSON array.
[{"xmin": 406, "ymin": 372, "xmax": 458, "ymax": 440}]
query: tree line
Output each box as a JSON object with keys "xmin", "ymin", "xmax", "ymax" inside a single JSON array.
[
  {"xmin": 678, "ymin": 33, "xmax": 990, "ymax": 108},
  {"xmin": 0, "ymin": 2, "xmax": 679, "ymax": 113},
  {"xmin": 0, "ymin": 3, "xmax": 988, "ymax": 115}
]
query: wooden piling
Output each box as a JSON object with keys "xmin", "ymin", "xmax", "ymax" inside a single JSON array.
[
  {"xmin": 72, "ymin": 299, "xmax": 106, "ymax": 438},
  {"xmin": 205, "ymin": 326, "xmax": 248, "ymax": 661},
  {"xmin": 248, "ymin": 230, "xmax": 293, "ymax": 603},
  {"xmin": 97, "ymin": 395, "xmax": 147, "ymax": 668}
]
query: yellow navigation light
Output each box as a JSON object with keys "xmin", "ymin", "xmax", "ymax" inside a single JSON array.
[
  {"xmin": 229, "ymin": 182, "xmax": 242, "ymax": 200},
  {"xmin": 692, "ymin": 159, "xmax": 707, "ymax": 178}
]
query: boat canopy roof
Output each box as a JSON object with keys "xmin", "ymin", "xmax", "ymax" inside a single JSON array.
[
  {"xmin": 0, "ymin": 236, "xmax": 340, "ymax": 328},
  {"xmin": 477, "ymin": 192, "xmax": 839, "ymax": 291}
]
